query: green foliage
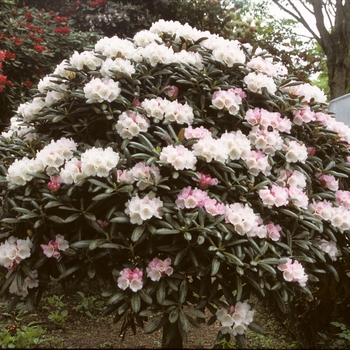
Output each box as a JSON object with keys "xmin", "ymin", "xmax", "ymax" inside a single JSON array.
[
  {"xmin": 62, "ymin": 0, "xmax": 238, "ymax": 39},
  {"xmin": 73, "ymin": 290, "xmax": 104, "ymax": 318},
  {"xmin": 0, "ymin": 325, "xmax": 47, "ymax": 349},
  {"xmin": 317, "ymin": 322, "xmax": 350, "ymax": 349},
  {"xmin": 43, "ymin": 295, "xmax": 68, "ymax": 328},
  {"xmin": 0, "ymin": 301, "xmax": 53, "ymax": 349}
]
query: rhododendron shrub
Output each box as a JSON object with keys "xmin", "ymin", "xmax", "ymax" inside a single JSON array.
[{"xmin": 0, "ymin": 19, "xmax": 350, "ymax": 348}]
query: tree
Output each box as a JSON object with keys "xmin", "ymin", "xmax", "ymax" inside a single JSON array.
[{"xmin": 271, "ymin": 0, "xmax": 350, "ymax": 100}]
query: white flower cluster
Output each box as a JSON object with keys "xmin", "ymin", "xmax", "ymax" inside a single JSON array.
[
  {"xmin": 7, "ymin": 269, "xmax": 39, "ymax": 297},
  {"xmin": 281, "ymin": 82, "xmax": 327, "ymax": 104},
  {"xmin": 115, "ymin": 111, "xmax": 150, "ymax": 139},
  {"xmin": 0, "ymin": 236, "xmax": 32, "ymax": 269},
  {"xmin": 118, "ymin": 162, "xmax": 162, "ymax": 190},
  {"xmin": 141, "ymin": 97, "xmax": 194, "ymax": 125},
  {"xmin": 69, "ymin": 50, "xmax": 103, "ymax": 71},
  {"xmin": 282, "ymin": 140, "xmax": 308, "ymax": 163},
  {"xmin": 248, "ymin": 126, "xmax": 283, "ymax": 156},
  {"xmin": 243, "ymin": 72, "xmax": 277, "ymax": 95},
  {"xmin": 216, "ymin": 301, "xmax": 255, "ymax": 336},
  {"xmin": 36, "ymin": 137, "xmax": 77, "ymax": 175},
  {"xmin": 159, "ymin": 144, "xmax": 197, "ymax": 170},
  {"xmin": 247, "ymin": 56, "xmax": 288, "ymax": 77},
  {"xmin": 100, "ymin": 57, "xmax": 136, "ymax": 78},
  {"xmin": 1, "ymin": 117, "xmax": 34, "ymax": 139},
  {"xmin": 125, "ymin": 194, "xmax": 163, "ymax": 225},
  {"xmin": 6, "ymin": 138, "xmax": 120, "ymax": 186},
  {"xmin": 225, "ymin": 203, "xmax": 267, "ymax": 238},
  {"xmin": 83, "ymin": 77, "xmax": 121, "ymax": 104}
]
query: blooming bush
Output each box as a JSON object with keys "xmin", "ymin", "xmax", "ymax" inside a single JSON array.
[
  {"xmin": 0, "ymin": 19, "xmax": 350, "ymax": 348},
  {"xmin": 0, "ymin": 3, "xmax": 99, "ymax": 128}
]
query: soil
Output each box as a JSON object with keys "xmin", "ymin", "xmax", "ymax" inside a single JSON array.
[{"xmin": 0, "ymin": 283, "xmax": 296, "ymax": 349}]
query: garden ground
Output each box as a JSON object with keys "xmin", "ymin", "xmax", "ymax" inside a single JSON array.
[{"xmin": 0, "ymin": 281, "xmax": 299, "ymax": 349}]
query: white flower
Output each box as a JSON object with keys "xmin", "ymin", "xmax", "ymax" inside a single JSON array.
[
  {"xmin": 125, "ymin": 194, "xmax": 163, "ymax": 225},
  {"xmin": 159, "ymin": 145, "xmax": 197, "ymax": 170},
  {"xmin": 83, "ymin": 77, "xmax": 121, "ymax": 104},
  {"xmin": 100, "ymin": 57, "xmax": 135, "ymax": 78},
  {"xmin": 69, "ymin": 51, "xmax": 103, "ymax": 71},
  {"xmin": 115, "ymin": 111, "xmax": 150, "ymax": 139},
  {"xmin": 244, "ymin": 72, "xmax": 277, "ymax": 95},
  {"xmin": 81, "ymin": 147, "xmax": 120, "ymax": 177}
]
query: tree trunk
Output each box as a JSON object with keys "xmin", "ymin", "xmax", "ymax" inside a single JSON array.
[
  {"xmin": 162, "ymin": 322, "xmax": 183, "ymax": 349},
  {"xmin": 327, "ymin": 51, "xmax": 350, "ymax": 100}
]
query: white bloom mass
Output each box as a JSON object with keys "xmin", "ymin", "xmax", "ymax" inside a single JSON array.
[{"xmin": 84, "ymin": 77, "xmax": 121, "ymax": 104}]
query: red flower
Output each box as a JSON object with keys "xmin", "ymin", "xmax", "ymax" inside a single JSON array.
[
  {"xmin": 74, "ymin": 0, "xmax": 82, "ymax": 5},
  {"xmin": 4, "ymin": 52, "xmax": 16, "ymax": 60},
  {"xmin": 0, "ymin": 74, "xmax": 7, "ymax": 84},
  {"xmin": 25, "ymin": 12, "xmax": 34, "ymax": 22},
  {"xmin": 5, "ymin": 80, "xmax": 13, "ymax": 87},
  {"xmin": 49, "ymin": 10, "xmax": 56, "ymax": 15},
  {"xmin": 0, "ymin": 51, "xmax": 6, "ymax": 60},
  {"xmin": 23, "ymin": 81, "xmax": 33, "ymax": 88},
  {"xmin": 0, "ymin": 62, "xmax": 2, "ymax": 69},
  {"xmin": 33, "ymin": 45, "xmax": 46, "ymax": 53},
  {"xmin": 54, "ymin": 27, "xmax": 70, "ymax": 34},
  {"xmin": 54, "ymin": 16, "xmax": 69, "ymax": 23},
  {"xmin": 89, "ymin": 0, "xmax": 106, "ymax": 7},
  {"xmin": 33, "ymin": 37, "xmax": 43, "ymax": 43},
  {"xmin": 35, "ymin": 68, "xmax": 44, "ymax": 75}
]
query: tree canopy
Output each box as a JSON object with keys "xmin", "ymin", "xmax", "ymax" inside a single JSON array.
[{"xmin": 270, "ymin": 0, "xmax": 350, "ymax": 100}]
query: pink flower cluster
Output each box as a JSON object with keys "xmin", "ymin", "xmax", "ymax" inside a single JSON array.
[
  {"xmin": 146, "ymin": 257, "xmax": 173, "ymax": 281},
  {"xmin": 336, "ymin": 190, "xmax": 350, "ymax": 209},
  {"xmin": 292, "ymin": 106, "xmax": 316, "ymax": 125},
  {"xmin": 41, "ymin": 234, "xmax": 69, "ymax": 259},
  {"xmin": 125, "ymin": 194, "xmax": 163, "ymax": 225},
  {"xmin": 176, "ymin": 186, "xmax": 225, "ymax": 216},
  {"xmin": 266, "ymin": 222, "xmax": 282, "ymax": 241},
  {"xmin": 244, "ymin": 150, "xmax": 271, "ymax": 176},
  {"xmin": 259, "ymin": 184, "xmax": 308, "ymax": 209},
  {"xmin": 316, "ymin": 173, "xmax": 339, "ymax": 191},
  {"xmin": 278, "ymin": 258, "xmax": 308, "ymax": 287},
  {"xmin": 117, "ymin": 267, "xmax": 143, "ymax": 292},
  {"xmin": 245, "ymin": 107, "xmax": 291, "ymax": 133},
  {"xmin": 194, "ymin": 173, "xmax": 219, "ymax": 189},
  {"xmin": 211, "ymin": 88, "xmax": 246, "ymax": 116},
  {"xmin": 308, "ymin": 199, "xmax": 350, "ymax": 231}
]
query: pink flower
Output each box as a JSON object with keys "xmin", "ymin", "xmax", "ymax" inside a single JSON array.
[
  {"xmin": 316, "ymin": 173, "xmax": 339, "ymax": 191},
  {"xmin": 194, "ymin": 173, "xmax": 218, "ymax": 189},
  {"xmin": 41, "ymin": 234, "xmax": 69, "ymax": 259},
  {"xmin": 266, "ymin": 222, "xmax": 281, "ymax": 241},
  {"xmin": 118, "ymin": 267, "xmax": 143, "ymax": 292},
  {"xmin": 146, "ymin": 257, "xmax": 173, "ymax": 281},
  {"xmin": 278, "ymin": 258, "xmax": 308, "ymax": 287},
  {"xmin": 163, "ymin": 85, "xmax": 178, "ymax": 99},
  {"xmin": 48, "ymin": 174, "xmax": 61, "ymax": 193},
  {"xmin": 259, "ymin": 185, "xmax": 289, "ymax": 207}
]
